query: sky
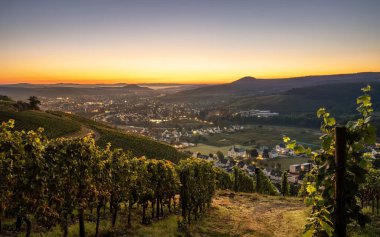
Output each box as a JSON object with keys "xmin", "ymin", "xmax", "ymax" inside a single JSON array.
[{"xmin": 0, "ymin": 0, "xmax": 380, "ymax": 84}]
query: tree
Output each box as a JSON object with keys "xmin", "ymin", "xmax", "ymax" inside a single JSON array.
[
  {"xmin": 262, "ymin": 149, "xmax": 269, "ymax": 158},
  {"xmin": 281, "ymin": 171, "xmax": 290, "ymax": 196},
  {"xmin": 216, "ymin": 150, "xmax": 225, "ymax": 161},
  {"xmin": 14, "ymin": 101, "xmax": 30, "ymax": 111},
  {"xmin": 0, "ymin": 95, "xmax": 12, "ymax": 101},
  {"xmin": 249, "ymin": 149, "xmax": 259, "ymax": 158},
  {"xmin": 28, "ymin": 96, "xmax": 41, "ymax": 110}
]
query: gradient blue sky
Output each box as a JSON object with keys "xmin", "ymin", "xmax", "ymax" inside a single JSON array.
[{"xmin": 1, "ymin": 0, "xmax": 380, "ymax": 83}]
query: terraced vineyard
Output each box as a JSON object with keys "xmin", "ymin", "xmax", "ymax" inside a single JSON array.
[
  {"xmin": 0, "ymin": 110, "xmax": 81, "ymax": 138},
  {"xmin": 0, "ymin": 108, "xmax": 186, "ymax": 163}
]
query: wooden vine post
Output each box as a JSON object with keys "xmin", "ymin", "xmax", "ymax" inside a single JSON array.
[
  {"xmin": 255, "ymin": 168, "xmax": 260, "ymax": 193},
  {"xmin": 335, "ymin": 126, "xmax": 347, "ymax": 237}
]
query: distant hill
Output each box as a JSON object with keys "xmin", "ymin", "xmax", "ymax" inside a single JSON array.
[
  {"xmin": 163, "ymin": 72, "xmax": 380, "ymax": 103},
  {"xmin": 0, "ymin": 83, "xmax": 128, "ymax": 88},
  {"xmin": 0, "ymin": 102, "xmax": 186, "ymax": 163},
  {"xmin": 0, "ymin": 84, "xmax": 153, "ymax": 100},
  {"xmin": 229, "ymin": 82, "xmax": 380, "ymax": 115}
]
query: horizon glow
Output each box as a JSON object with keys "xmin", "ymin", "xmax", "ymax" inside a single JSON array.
[{"xmin": 1, "ymin": 0, "xmax": 380, "ymax": 84}]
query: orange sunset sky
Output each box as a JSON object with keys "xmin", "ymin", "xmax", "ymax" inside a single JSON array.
[{"xmin": 1, "ymin": 0, "xmax": 379, "ymax": 84}]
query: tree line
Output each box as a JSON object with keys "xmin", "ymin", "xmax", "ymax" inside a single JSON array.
[{"xmin": 0, "ymin": 95, "xmax": 41, "ymax": 111}]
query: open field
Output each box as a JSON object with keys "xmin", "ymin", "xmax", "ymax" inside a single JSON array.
[
  {"xmin": 257, "ymin": 157, "xmax": 312, "ymax": 171},
  {"xmin": 184, "ymin": 143, "xmax": 256, "ymax": 155},
  {"xmin": 202, "ymin": 124, "xmax": 321, "ymax": 148}
]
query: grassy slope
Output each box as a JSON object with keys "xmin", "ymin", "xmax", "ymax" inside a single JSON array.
[
  {"xmin": 191, "ymin": 191, "xmax": 308, "ymax": 237},
  {"xmin": 0, "ymin": 109, "xmax": 81, "ymax": 138},
  {"xmin": 0, "ymin": 104, "xmax": 186, "ymax": 163},
  {"xmin": 48, "ymin": 111, "xmax": 187, "ymax": 163}
]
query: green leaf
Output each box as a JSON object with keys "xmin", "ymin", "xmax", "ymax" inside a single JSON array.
[
  {"xmin": 324, "ymin": 117, "xmax": 336, "ymax": 127},
  {"xmin": 319, "ymin": 220, "xmax": 334, "ymax": 236},
  {"xmin": 361, "ymin": 84, "xmax": 371, "ymax": 92},
  {"xmin": 356, "ymin": 95, "xmax": 371, "ymax": 106},
  {"xmin": 303, "ymin": 229, "xmax": 314, "ymax": 237},
  {"xmin": 317, "ymin": 108, "xmax": 326, "ymax": 118},
  {"xmin": 283, "ymin": 136, "xmax": 290, "ymax": 143},
  {"xmin": 306, "ymin": 184, "xmax": 316, "ymax": 194},
  {"xmin": 364, "ymin": 125, "xmax": 376, "ymax": 144}
]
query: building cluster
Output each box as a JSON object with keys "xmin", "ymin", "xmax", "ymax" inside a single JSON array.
[
  {"xmin": 227, "ymin": 143, "xmax": 296, "ymax": 160},
  {"xmin": 190, "ymin": 142, "xmax": 313, "ymax": 183},
  {"xmin": 42, "ymin": 95, "xmax": 199, "ymax": 127},
  {"xmin": 157, "ymin": 125, "xmax": 243, "ymax": 145},
  {"xmin": 235, "ymin": 109, "xmax": 279, "ymax": 118}
]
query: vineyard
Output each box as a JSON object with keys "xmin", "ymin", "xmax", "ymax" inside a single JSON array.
[
  {"xmin": 0, "ymin": 119, "xmax": 278, "ymax": 237},
  {"xmin": 0, "ymin": 110, "xmax": 81, "ymax": 138},
  {"xmin": 0, "ymin": 87, "xmax": 379, "ymax": 237},
  {"xmin": 47, "ymin": 111, "xmax": 187, "ymax": 163},
  {"xmin": 0, "ymin": 107, "xmax": 186, "ymax": 163}
]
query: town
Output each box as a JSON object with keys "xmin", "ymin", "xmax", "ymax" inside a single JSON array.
[{"xmin": 39, "ymin": 93, "xmax": 380, "ymax": 189}]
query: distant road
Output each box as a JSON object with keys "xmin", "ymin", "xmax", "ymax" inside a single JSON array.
[{"xmin": 64, "ymin": 125, "xmax": 100, "ymax": 141}]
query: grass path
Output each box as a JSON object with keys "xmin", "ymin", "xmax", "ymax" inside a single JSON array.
[
  {"xmin": 132, "ymin": 191, "xmax": 309, "ymax": 237},
  {"xmin": 191, "ymin": 191, "xmax": 309, "ymax": 237}
]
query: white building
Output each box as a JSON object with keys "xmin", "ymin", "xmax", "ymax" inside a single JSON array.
[{"xmin": 228, "ymin": 146, "xmax": 246, "ymax": 158}]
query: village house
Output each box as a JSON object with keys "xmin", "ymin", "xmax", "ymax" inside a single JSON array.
[
  {"xmin": 289, "ymin": 163, "xmax": 314, "ymax": 175},
  {"xmin": 238, "ymin": 109, "xmax": 279, "ymax": 118},
  {"xmin": 228, "ymin": 146, "xmax": 247, "ymax": 158},
  {"xmin": 289, "ymin": 164, "xmax": 302, "ymax": 174},
  {"xmin": 269, "ymin": 150, "xmax": 279, "ymax": 159},
  {"xmin": 287, "ymin": 173, "xmax": 300, "ymax": 183},
  {"xmin": 301, "ymin": 163, "xmax": 313, "ymax": 172}
]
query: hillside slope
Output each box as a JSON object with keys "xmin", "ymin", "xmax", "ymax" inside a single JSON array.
[
  {"xmin": 50, "ymin": 111, "xmax": 187, "ymax": 163},
  {"xmin": 0, "ymin": 109, "xmax": 82, "ymax": 138},
  {"xmin": 230, "ymin": 82, "xmax": 380, "ymax": 115},
  {"xmin": 0, "ymin": 84, "xmax": 153, "ymax": 100},
  {"xmin": 163, "ymin": 72, "xmax": 380, "ymax": 103},
  {"xmin": 0, "ymin": 107, "xmax": 186, "ymax": 163}
]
